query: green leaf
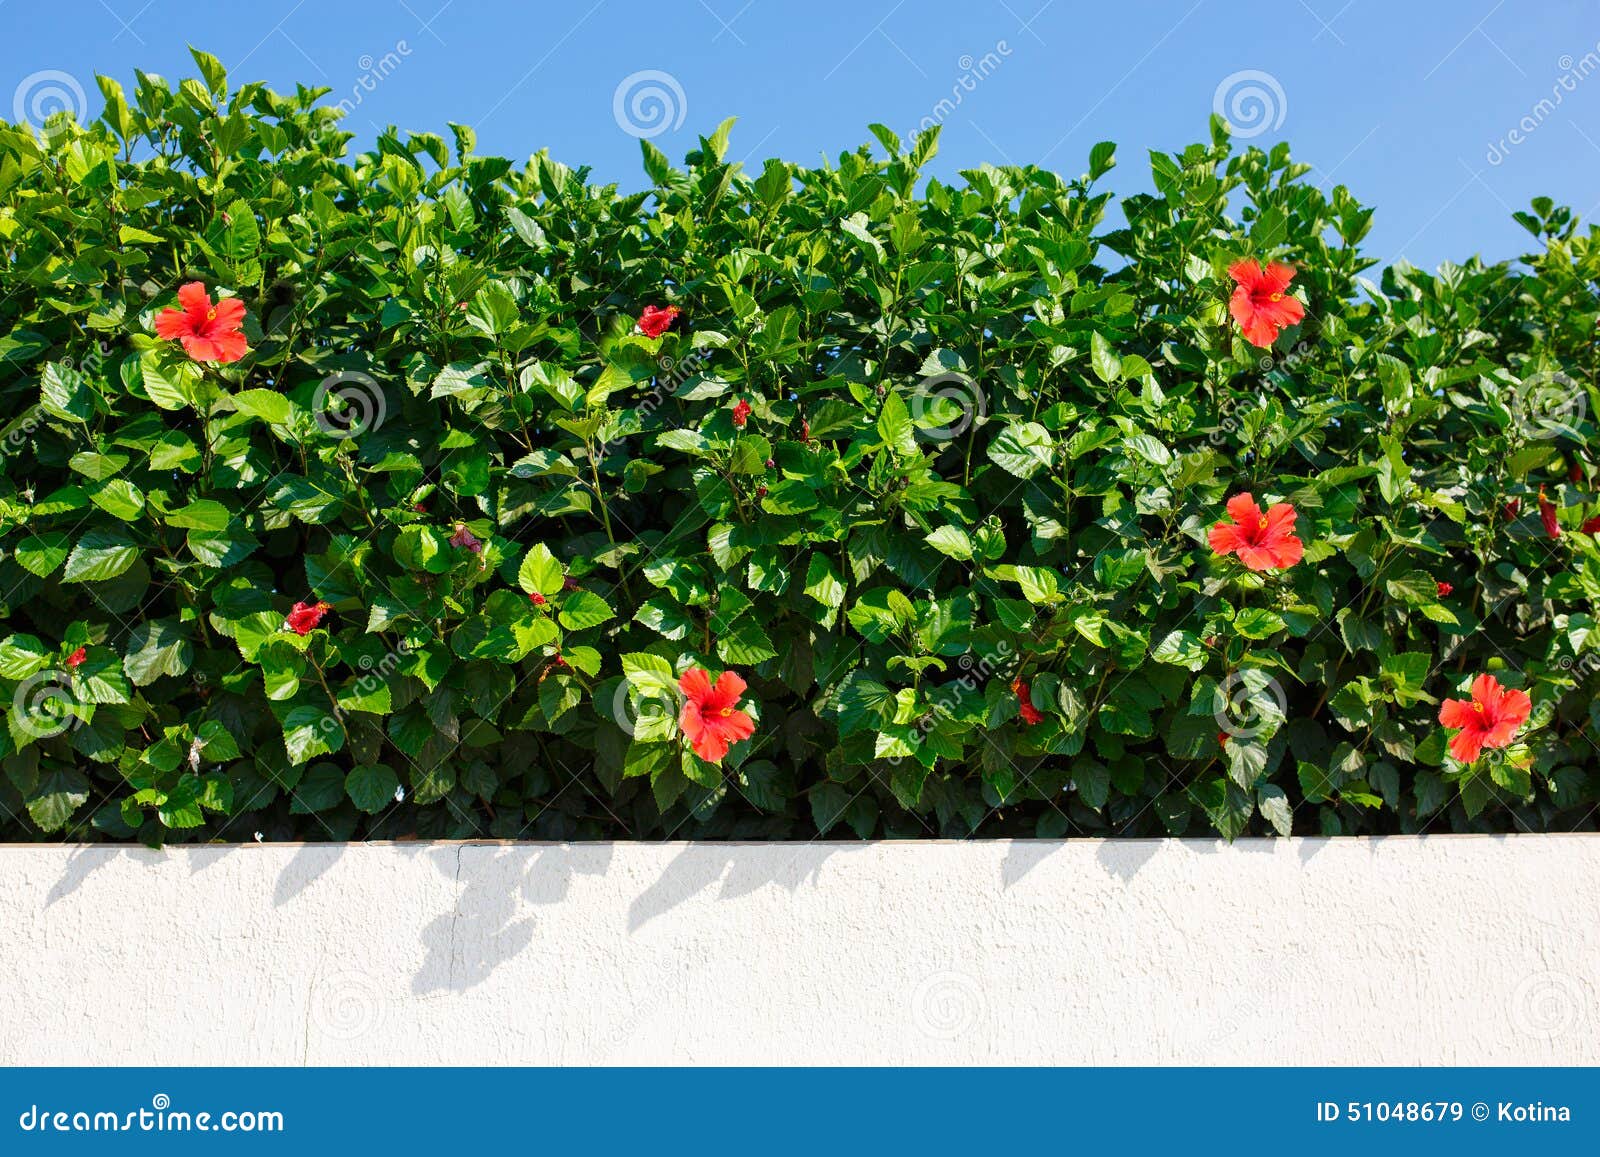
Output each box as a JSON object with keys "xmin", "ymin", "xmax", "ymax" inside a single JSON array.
[
  {"xmin": 41, "ymin": 361, "xmax": 93, "ymax": 423},
  {"xmin": 987, "ymin": 422, "xmax": 1054, "ymax": 479},
  {"xmin": 123, "ymin": 619, "xmax": 193, "ymax": 685},
  {"xmin": 27, "ymin": 768, "xmax": 90, "ymax": 833},
  {"xmin": 231, "ymin": 388, "xmax": 293, "ymax": 425},
  {"xmin": 558, "ymin": 590, "xmax": 614, "ymax": 631},
  {"xmin": 163, "ymin": 499, "xmax": 231, "ymax": 530},
  {"xmin": 877, "ymin": 392, "xmax": 917, "ymax": 456},
  {"xmin": 1233, "ymin": 608, "xmax": 1286, "ymax": 639},
  {"xmin": 63, "ymin": 529, "xmax": 139, "ymax": 583},
  {"xmin": 1152, "ymin": 629, "xmax": 1206, "ymax": 672},
  {"xmin": 280, "ymin": 705, "xmax": 344, "ymax": 766},
  {"xmin": 925, "ymin": 525, "xmax": 973, "ymax": 560},
  {"xmin": 1090, "ymin": 331, "xmax": 1122, "ymax": 383},
  {"xmin": 14, "ymin": 532, "xmax": 71, "ymax": 577},
  {"xmin": 346, "ymin": 764, "xmax": 401, "ymax": 813},
  {"xmin": 517, "ymin": 543, "xmax": 564, "ymax": 596}
]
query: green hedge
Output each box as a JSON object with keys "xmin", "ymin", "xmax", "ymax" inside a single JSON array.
[{"xmin": 2, "ymin": 51, "xmax": 1598, "ymax": 843}]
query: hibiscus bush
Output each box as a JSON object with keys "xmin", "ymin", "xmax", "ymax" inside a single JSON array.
[{"xmin": 1, "ymin": 52, "xmax": 1599, "ymax": 844}]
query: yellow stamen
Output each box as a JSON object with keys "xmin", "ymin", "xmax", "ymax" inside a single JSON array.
[
  {"xmin": 1269, "ymin": 293, "xmax": 1283, "ymax": 302},
  {"xmin": 717, "ymin": 707, "xmax": 735, "ymax": 717},
  {"xmin": 1257, "ymin": 517, "xmax": 1268, "ymax": 530},
  {"xmin": 1473, "ymin": 702, "xmax": 1484, "ymax": 712}
]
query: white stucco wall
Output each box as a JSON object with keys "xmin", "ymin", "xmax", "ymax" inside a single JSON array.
[{"xmin": 0, "ymin": 836, "xmax": 1594, "ymax": 1065}]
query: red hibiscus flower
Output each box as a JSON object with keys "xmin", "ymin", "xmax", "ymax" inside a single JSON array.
[
  {"xmin": 529, "ymin": 592, "xmax": 547, "ymax": 607},
  {"xmin": 1208, "ymin": 492, "xmax": 1304, "ymax": 571},
  {"xmin": 1582, "ymin": 516, "xmax": 1600, "ymax": 534},
  {"xmin": 153, "ymin": 282, "xmax": 249, "ymax": 364},
  {"xmin": 64, "ymin": 646, "xmax": 87, "ymax": 669},
  {"xmin": 1227, "ymin": 260, "xmax": 1306, "ymax": 348},
  {"xmin": 1569, "ymin": 462, "xmax": 1584, "ymax": 483},
  {"xmin": 732, "ymin": 398, "xmax": 752, "ymax": 428},
  {"xmin": 1436, "ymin": 581, "xmax": 1453, "ymax": 598},
  {"xmin": 678, "ymin": 667, "xmax": 755, "ymax": 764},
  {"xmin": 1217, "ymin": 731, "xmax": 1230, "ymax": 749},
  {"xmin": 1504, "ymin": 497, "xmax": 1521, "ymax": 519},
  {"xmin": 1011, "ymin": 677, "xmax": 1045, "ymax": 726},
  {"xmin": 636, "ymin": 304, "xmax": 680, "ymax": 338},
  {"xmin": 285, "ymin": 600, "xmax": 331, "ymax": 636},
  {"xmin": 449, "ymin": 524, "xmax": 483, "ymax": 553},
  {"xmin": 1437, "ymin": 673, "xmax": 1532, "ymax": 764},
  {"xmin": 1539, "ymin": 487, "xmax": 1561, "ymax": 539}
]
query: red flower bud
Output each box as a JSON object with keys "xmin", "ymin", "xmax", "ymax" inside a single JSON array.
[
  {"xmin": 636, "ymin": 304, "xmax": 680, "ymax": 338},
  {"xmin": 1436, "ymin": 581, "xmax": 1453, "ymax": 598},
  {"xmin": 732, "ymin": 398, "xmax": 752, "ymax": 428},
  {"xmin": 1539, "ymin": 486, "xmax": 1561, "ymax": 539},
  {"xmin": 529, "ymin": 592, "xmax": 547, "ymax": 607},
  {"xmin": 1010, "ymin": 677, "xmax": 1045, "ymax": 726},
  {"xmin": 286, "ymin": 600, "xmax": 331, "ymax": 636},
  {"xmin": 64, "ymin": 646, "xmax": 87, "ymax": 669}
]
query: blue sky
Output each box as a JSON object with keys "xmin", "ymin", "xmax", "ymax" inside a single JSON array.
[{"xmin": 6, "ymin": 0, "xmax": 1600, "ymax": 269}]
